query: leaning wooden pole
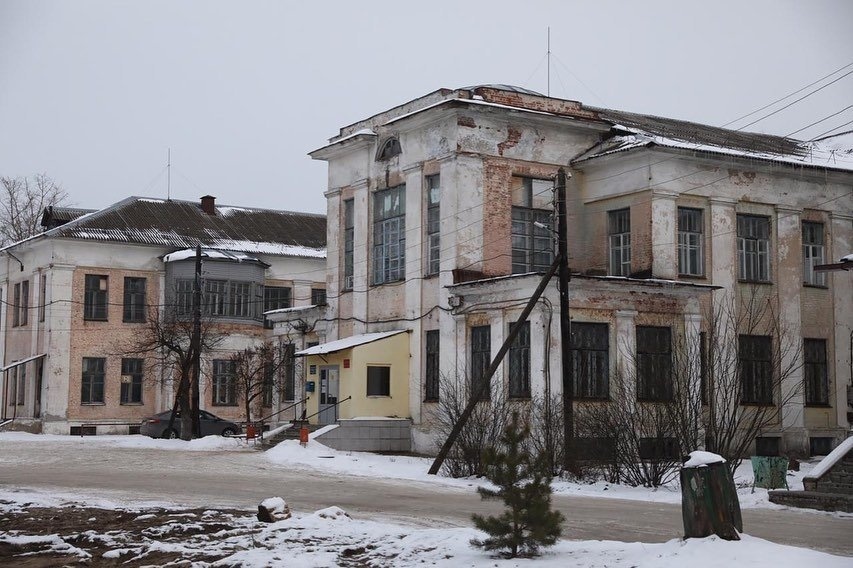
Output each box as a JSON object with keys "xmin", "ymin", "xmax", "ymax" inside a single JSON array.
[{"xmin": 428, "ymin": 255, "xmax": 560, "ymax": 475}]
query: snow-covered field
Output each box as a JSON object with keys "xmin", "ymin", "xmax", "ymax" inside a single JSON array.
[{"xmin": 1, "ymin": 432, "xmax": 850, "ymax": 566}]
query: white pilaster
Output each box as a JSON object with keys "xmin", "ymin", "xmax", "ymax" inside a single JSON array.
[{"xmin": 651, "ymin": 191, "xmax": 678, "ymax": 279}]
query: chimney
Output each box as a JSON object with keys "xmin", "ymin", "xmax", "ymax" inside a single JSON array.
[{"xmin": 200, "ymin": 195, "xmax": 216, "ymax": 215}]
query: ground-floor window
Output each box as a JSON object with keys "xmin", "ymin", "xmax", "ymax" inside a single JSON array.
[
  {"xmin": 120, "ymin": 358, "xmax": 143, "ymax": 404},
  {"xmin": 212, "ymin": 359, "xmax": 237, "ymax": 406},
  {"xmin": 470, "ymin": 325, "xmax": 491, "ymax": 400},
  {"xmin": 81, "ymin": 357, "xmax": 105, "ymax": 404},
  {"xmin": 367, "ymin": 366, "xmax": 390, "ymax": 396}
]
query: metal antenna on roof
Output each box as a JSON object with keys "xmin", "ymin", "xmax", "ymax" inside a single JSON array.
[
  {"xmin": 167, "ymin": 148, "xmax": 171, "ymax": 201},
  {"xmin": 547, "ymin": 27, "xmax": 551, "ymax": 97}
]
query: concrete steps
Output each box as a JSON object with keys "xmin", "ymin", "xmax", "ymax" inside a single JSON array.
[{"xmin": 768, "ymin": 490, "xmax": 853, "ymax": 513}]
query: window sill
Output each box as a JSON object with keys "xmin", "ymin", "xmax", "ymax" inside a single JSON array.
[
  {"xmin": 740, "ymin": 402, "xmax": 775, "ymax": 407},
  {"xmin": 80, "ymin": 402, "xmax": 105, "ymax": 406},
  {"xmin": 122, "ymin": 319, "xmax": 147, "ymax": 324},
  {"xmin": 366, "ymin": 395, "xmax": 391, "ymax": 399},
  {"xmin": 83, "ymin": 318, "xmax": 109, "ymax": 322},
  {"xmin": 575, "ymin": 396, "xmax": 611, "ymax": 402},
  {"xmin": 508, "ymin": 395, "xmax": 532, "ymax": 400},
  {"xmin": 737, "ymin": 280, "xmax": 773, "ymax": 286},
  {"xmin": 212, "ymin": 403, "xmax": 239, "ymax": 407},
  {"xmin": 423, "ymin": 398, "xmax": 439, "ymax": 404},
  {"xmin": 120, "ymin": 402, "xmax": 144, "ymax": 406},
  {"xmin": 804, "ymin": 403, "xmax": 832, "ymax": 408},
  {"xmin": 803, "ymin": 284, "xmax": 829, "ymax": 290},
  {"xmin": 678, "ymin": 273, "xmax": 707, "ymax": 280},
  {"xmin": 423, "ymin": 272, "xmax": 439, "ymax": 280}
]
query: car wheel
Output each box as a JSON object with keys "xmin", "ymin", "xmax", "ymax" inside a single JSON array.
[
  {"xmin": 221, "ymin": 427, "xmax": 236, "ymax": 437},
  {"xmin": 162, "ymin": 428, "xmax": 178, "ymax": 439}
]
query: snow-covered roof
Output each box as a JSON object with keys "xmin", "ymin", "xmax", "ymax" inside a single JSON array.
[
  {"xmin": 162, "ymin": 248, "xmax": 266, "ymax": 264},
  {"xmin": 295, "ymin": 330, "xmax": 408, "ymax": 356}
]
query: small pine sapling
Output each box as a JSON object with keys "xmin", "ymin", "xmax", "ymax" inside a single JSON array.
[{"xmin": 471, "ymin": 410, "xmax": 564, "ymax": 558}]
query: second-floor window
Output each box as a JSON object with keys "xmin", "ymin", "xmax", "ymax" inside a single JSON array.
[
  {"xmin": 174, "ymin": 278, "xmax": 261, "ymax": 320},
  {"xmin": 263, "ymin": 286, "xmax": 292, "ymax": 329},
  {"xmin": 373, "ymin": 185, "xmax": 406, "ymax": 285},
  {"xmin": 212, "ymin": 359, "xmax": 237, "ymax": 406},
  {"xmin": 343, "ymin": 198, "xmax": 354, "ymax": 290},
  {"xmin": 512, "ymin": 177, "xmax": 553, "ymax": 274},
  {"xmin": 737, "ymin": 214, "xmax": 770, "ymax": 282},
  {"xmin": 608, "ymin": 209, "xmax": 631, "ymax": 276},
  {"xmin": 508, "ymin": 320, "xmax": 531, "ymax": 398},
  {"xmin": 678, "ymin": 207, "xmax": 704, "ymax": 276},
  {"xmin": 426, "ymin": 175, "xmax": 441, "ymax": 275},
  {"xmin": 84, "ymin": 275, "xmax": 108, "ymax": 321},
  {"xmin": 311, "ymin": 288, "xmax": 327, "ymax": 306},
  {"xmin": 802, "ymin": 221, "xmax": 826, "ymax": 287},
  {"xmin": 39, "ymin": 276, "xmax": 46, "ymax": 322},
  {"xmin": 13, "ymin": 280, "xmax": 29, "ymax": 327},
  {"xmin": 123, "ymin": 277, "xmax": 147, "ymax": 322},
  {"xmin": 636, "ymin": 326, "xmax": 672, "ymax": 401}
]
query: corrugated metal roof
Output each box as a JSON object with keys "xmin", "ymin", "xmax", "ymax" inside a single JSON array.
[{"xmin": 45, "ymin": 197, "xmax": 326, "ymax": 257}]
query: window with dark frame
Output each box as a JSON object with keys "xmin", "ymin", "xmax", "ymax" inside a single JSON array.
[
  {"xmin": 212, "ymin": 359, "xmax": 237, "ymax": 406},
  {"xmin": 120, "ymin": 358, "xmax": 143, "ymax": 404},
  {"xmin": 13, "ymin": 282, "xmax": 21, "ymax": 327},
  {"xmin": 638, "ymin": 437, "xmax": 679, "ymax": 460},
  {"xmin": 804, "ymin": 338, "xmax": 829, "ymax": 406},
  {"xmin": 426, "ymin": 175, "xmax": 441, "ymax": 275},
  {"xmin": 123, "ymin": 277, "xmax": 147, "ymax": 322},
  {"xmin": 262, "ymin": 360, "xmax": 274, "ymax": 407},
  {"xmin": 373, "ymin": 185, "xmax": 406, "ymax": 285},
  {"xmin": 678, "ymin": 207, "xmax": 704, "ymax": 276},
  {"xmin": 739, "ymin": 335, "xmax": 773, "ymax": 405},
  {"xmin": 424, "ymin": 330, "xmax": 440, "ymax": 402},
  {"xmin": 511, "ymin": 177, "xmax": 553, "ymax": 274},
  {"xmin": 311, "ymin": 288, "xmax": 327, "ymax": 306},
  {"xmin": 802, "ymin": 222, "xmax": 826, "ymax": 287},
  {"xmin": 367, "ymin": 366, "xmax": 391, "ymax": 396},
  {"xmin": 508, "ymin": 321, "xmax": 531, "ymax": 398},
  {"xmin": 636, "ymin": 326, "xmax": 672, "ymax": 401},
  {"xmin": 700, "ymin": 331, "xmax": 708, "ymax": 405},
  {"xmin": 39, "ymin": 276, "xmax": 47, "ymax": 322},
  {"xmin": 15, "ymin": 363, "xmax": 26, "ymax": 406},
  {"xmin": 343, "ymin": 198, "xmax": 354, "ymax": 290},
  {"xmin": 737, "ymin": 214, "xmax": 771, "ymax": 282},
  {"xmin": 229, "ymin": 281, "xmax": 252, "ymax": 317},
  {"xmin": 84, "ymin": 275, "xmax": 108, "ymax": 321},
  {"xmin": 570, "ymin": 322, "xmax": 610, "ymax": 399},
  {"xmin": 263, "ymin": 286, "xmax": 292, "ymax": 329},
  {"xmin": 20, "ymin": 280, "xmax": 29, "ymax": 326},
  {"xmin": 608, "ymin": 209, "xmax": 631, "ymax": 276},
  {"xmin": 281, "ymin": 343, "xmax": 296, "ymax": 402},
  {"xmin": 81, "ymin": 357, "xmax": 105, "ymax": 404},
  {"xmin": 175, "ymin": 279, "xmax": 193, "ymax": 315},
  {"xmin": 470, "ymin": 325, "xmax": 491, "ymax": 400}
]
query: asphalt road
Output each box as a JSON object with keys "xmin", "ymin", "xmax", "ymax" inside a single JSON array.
[{"xmin": 1, "ymin": 438, "xmax": 851, "ymax": 557}]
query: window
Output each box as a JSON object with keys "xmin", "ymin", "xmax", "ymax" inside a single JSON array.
[
  {"xmin": 376, "ymin": 137, "xmax": 402, "ymax": 160},
  {"xmin": 426, "ymin": 175, "xmax": 441, "ymax": 275},
  {"xmin": 205, "ymin": 280, "xmax": 227, "ymax": 316},
  {"xmin": 343, "ymin": 198, "xmax": 354, "ymax": 289},
  {"xmin": 636, "ymin": 326, "xmax": 672, "ymax": 401},
  {"xmin": 120, "ymin": 358, "xmax": 143, "ymax": 404},
  {"xmin": 84, "ymin": 275, "xmax": 108, "ymax": 320},
  {"xmin": 511, "ymin": 177, "xmax": 553, "ymax": 274},
  {"xmin": 804, "ymin": 338, "xmax": 828, "ymax": 406},
  {"xmin": 470, "ymin": 325, "xmax": 491, "ymax": 400},
  {"xmin": 424, "ymin": 330, "xmax": 440, "ymax": 402},
  {"xmin": 570, "ymin": 322, "xmax": 609, "ymax": 399},
  {"xmin": 700, "ymin": 332, "xmax": 708, "ymax": 405},
  {"xmin": 212, "ymin": 359, "xmax": 237, "ymax": 406},
  {"xmin": 14, "ymin": 363, "xmax": 26, "ymax": 406},
  {"xmin": 262, "ymin": 361, "xmax": 274, "ymax": 407},
  {"xmin": 367, "ymin": 366, "xmax": 391, "ymax": 396},
  {"xmin": 123, "ymin": 277, "xmax": 146, "ymax": 322},
  {"xmin": 737, "ymin": 215, "xmax": 771, "ymax": 282},
  {"xmin": 373, "ymin": 185, "xmax": 406, "ymax": 284},
  {"xmin": 608, "ymin": 209, "xmax": 631, "ymax": 276},
  {"xmin": 13, "ymin": 281, "xmax": 29, "ymax": 327},
  {"xmin": 281, "ymin": 343, "xmax": 296, "ymax": 402},
  {"xmin": 175, "ymin": 278, "xmax": 261, "ymax": 320},
  {"xmin": 81, "ymin": 357, "xmax": 105, "ymax": 404},
  {"xmin": 39, "ymin": 275, "xmax": 47, "ymax": 322},
  {"xmin": 508, "ymin": 321, "xmax": 531, "ymax": 398},
  {"xmin": 311, "ymin": 288, "xmax": 327, "ymax": 306},
  {"xmin": 263, "ymin": 286, "xmax": 292, "ymax": 329},
  {"xmin": 739, "ymin": 335, "xmax": 773, "ymax": 405},
  {"xmin": 809, "ymin": 437, "xmax": 834, "ymax": 456},
  {"xmin": 802, "ymin": 222, "xmax": 826, "ymax": 286},
  {"xmin": 638, "ymin": 437, "xmax": 679, "ymax": 461},
  {"xmin": 175, "ymin": 279, "xmax": 194, "ymax": 315},
  {"xmin": 755, "ymin": 436, "xmax": 780, "ymax": 457},
  {"xmin": 230, "ymin": 282, "xmax": 252, "ymax": 318},
  {"xmin": 678, "ymin": 208, "xmax": 704, "ymax": 276}
]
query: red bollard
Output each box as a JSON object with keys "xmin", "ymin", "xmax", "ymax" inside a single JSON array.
[
  {"xmin": 299, "ymin": 425, "xmax": 309, "ymax": 447},
  {"xmin": 246, "ymin": 423, "xmax": 257, "ymax": 441}
]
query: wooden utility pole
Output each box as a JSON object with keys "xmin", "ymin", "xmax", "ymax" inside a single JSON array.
[
  {"xmin": 556, "ymin": 168, "xmax": 574, "ymax": 472},
  {"xmin": 191, "ymin": 244, "xmax": 202, "ymax": 437},
  {"xmin": 428, "ymin": 256, "xmax": 561, "ymax": 475}
]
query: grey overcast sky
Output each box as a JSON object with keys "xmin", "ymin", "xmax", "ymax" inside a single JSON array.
[{"xmin": 1, "ymin": 1, "xmax": 851, "ymax": 215}]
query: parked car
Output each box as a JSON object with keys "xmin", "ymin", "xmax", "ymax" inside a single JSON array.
[{"xmin": 139, "ymin": 409, "xmax": 241, "ymax": 439}]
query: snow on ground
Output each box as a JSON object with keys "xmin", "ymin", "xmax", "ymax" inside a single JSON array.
[
  {"xmin": 0, "ymin": 488, "xmax": 849, "ymax": 568},
  {"xmin": 0, "ymin": 431, "xmax": 251, "ymax": 451}
]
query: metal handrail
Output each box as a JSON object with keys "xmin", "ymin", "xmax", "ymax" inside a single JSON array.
[
  {"xmin": 298, "ymin": 395, "xmax": 352, "ymax": 424},
  {"xmin": 256, "ymin": 397, "xmax": 308, "ymax": 425}
]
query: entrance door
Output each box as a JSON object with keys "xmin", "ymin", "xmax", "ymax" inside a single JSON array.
[{"xmin": 318, "ymin": 366, "xmax": 340, "ymax": 425}]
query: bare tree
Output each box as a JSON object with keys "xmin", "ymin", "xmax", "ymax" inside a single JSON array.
[
  {"xmin": 229, "ymin": 341, "xmax": 293, "ymax": 424},
  {"xmin": 0, "ymin": 174, "xmax": 68, "ymax": 245},
  {"xmin": 117, "ymin": 307, "xmax": 222, "ymax": 440}
]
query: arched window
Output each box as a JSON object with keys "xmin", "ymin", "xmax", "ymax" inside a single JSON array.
[{"xmin": 376, "ymin": 137, "xmax": 402, "ymax": 161}]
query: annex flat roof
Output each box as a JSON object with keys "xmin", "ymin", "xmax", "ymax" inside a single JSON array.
[{"xmin": 295, "ymin": 330, "xmax": 408, "ymax": 357}]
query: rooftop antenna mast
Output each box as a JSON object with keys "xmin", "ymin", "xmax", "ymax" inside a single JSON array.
[
  {"xmin": 167, "ymin": 148, "xmax": 171, "ymax": 200},
  {"xmin": 547, "ymin": 27, "xmax": 551, "ymax": 97}
]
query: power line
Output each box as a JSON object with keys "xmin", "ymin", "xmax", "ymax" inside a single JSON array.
[{"xmin": 786, "ymin": 105, "xmax": 853, "ymax": 137}]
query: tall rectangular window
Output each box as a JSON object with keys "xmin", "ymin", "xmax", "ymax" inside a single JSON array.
[
  {"xmin": 81, "ymin": 357, "xmax": 105, "ymax": 404},
  {"xmin": 570, "ymin": 322, "xmax": 610, "ymax": 399},
  {"xmin": 13, "ymin": 282, "xmax": 21, "ymax": 327},
  {"xmin": 212, "ymin": 359, "xmax": 237, "ymax": 406},
  {"xmin": 120, "ymin": 358, "xmax": 143, "ymax": 404},
  {"xmin": 802, "ymin": 222, "xmax": 826, "ymax": 287},
  {"xmin": 263, "ymin": 286, "xmax": 292, "ymax": 329},
  {"xmin": 343, "ymin": 198, "xmax": 354, "ymax": 290},
  {"xmin": 39, "ymin": 275, "xmax": 47, "ymax": 322},
  {"xmin": 281, "ymin": 343, "xmax": 296, "ymax": 402},
  {"xmin": 426, "ymin": 175, "xmax": 441, "ymax": 275},
  {"xmin": 678, "ymin": 207, "xmax": 704, "ymax": 276},
  {"xmin": 739, "ymin": 335, "xmax": 773, "ymax": 405},
  {"xmin": 471, "ymin": 325, "xmax": 491, "ymax": 400},
  {"xmin": 123, "ymin": 277, "xmax": 147, "ymax": 322},
  {"xmin": 15, "ymin": 363, "xmax": 26, "ymax": 406},
  {"xmin": 13, "ymin": 281, "xmax": 30, "ymax": 327},
  {"xmin": 311, "ymin": 288, "xmax": 327, "ymax": 306},
  {"xmin": 804, "ymin": 338, "xmax": 828, "ymax": 406},
  {"xmin": 84, "ymin": 274, "xmax": 108, "ymax": 321},
  {"xmin": 204, "ymin": 280, "xmax": 227, "ymax": 316},
  {"xmin": 229, "ymin": 281, "xmax": 252, "ymax": 317},
  {"xmin": 175, "ymin": 279, "xmax": 194, "ymax": 316},
  {"xmin": 511, "ymin": 177, "xmax": 553, "ymax": 274},
  {"xmin": 367, "ymin": 366, "xmax": 391, "ymax": 396},
  {"xmin": 262, "ymin": 360, "xmax": 274, "ymax": 407},
  {"xmin": 424, "ymin": 330, "xmax": 440, "ymax": 402},
  {"xmin": 373, "ymin": 185, "xmax": 406, "ymax": 284},
  {"xmin": 508, "ymin": 321, "xmax": 531, "ymax": 398},
  {"xmin": 608, "ymin": 209, "xmax": 631, "ymax": 276},
  {"xmin": 737, "ymin": 214, "xmax": 771, "ymax": 282},
  {"xmin": 636, "ymin": 326, "xmax": 672, "ymax": 401}
]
